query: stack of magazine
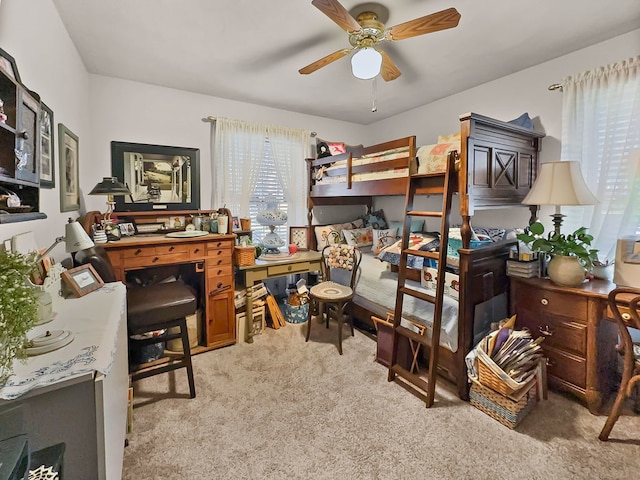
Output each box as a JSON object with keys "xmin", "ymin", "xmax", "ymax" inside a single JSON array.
[{"xmin": 489, "ymin": 329, "xmax": 544, "ymax": 384}]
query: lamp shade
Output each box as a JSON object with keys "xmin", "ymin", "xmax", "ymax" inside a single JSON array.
[
  {"xmin": 351, "ymin": 48, "xmax": 382, "ymax": 80},
  {"xmin": 89, "ymin": 177, "xmax": 131, "ymax": 196},
  {"xmin": 522, "ymin": 161, "xmax": 598, "ymax": 206},
  {"xmin": 64, "ymin": 220, "xmax": 95, "ymax": 253}
]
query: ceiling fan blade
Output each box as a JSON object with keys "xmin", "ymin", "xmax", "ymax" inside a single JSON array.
[
  {"xmin": 379, "ymin": 50, "xmax": 401, "ymax": 82},
  {"xmin": 312, "ymin": 0, "xmax": 361, "ymax": 33},
  {"xmin": 299, "ymin": 48, "xmax": 352, "ymax": 75},
  {"xmin": 386, "ymin": 7, "xmax": 461, "ymax": 41}
]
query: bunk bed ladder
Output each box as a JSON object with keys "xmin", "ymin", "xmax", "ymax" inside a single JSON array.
[{"xmin": 388, "ymin": 151, "xmax": 457, "ymax": 408}]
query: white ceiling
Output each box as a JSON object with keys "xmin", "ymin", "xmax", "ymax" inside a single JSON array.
[{"xmin": 52, "ymin": 0, "xmax": 640, "ymax": 125}]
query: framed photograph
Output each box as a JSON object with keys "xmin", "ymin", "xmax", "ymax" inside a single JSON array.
[
  {"xmin": 0, "ymin": 47, "xmax": 21, "ymax": 83},
  {"xmin": 232, "ymin": 216, "xmax": 240, "ymax": 231},
  {"xmin": 119, "ymin": 222, "xmax": 136, "ymax": 236},
  {"xmin": 110, "ymin": 141, "xmax": 200, "ymax": 212},
  {"xmin": 39, "ymin": 102, "xmax": 55, "ymax": 188},
  {"xmin": 289, "ymin": 226, "xmax": 310, "ymax": 251},
  {"xmin": 58, "ymin": 123, "xmax": 80, "ymax": 212},
  {"xmin": 61, "ymin": 264, "xmax": 104, "ymax": 298}
]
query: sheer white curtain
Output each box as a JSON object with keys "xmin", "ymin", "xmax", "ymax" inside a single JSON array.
[
  {"xmin": 211, "ymin": 118, "xmax": 266, "ymax": 217},
  {"xmin": 268, "ymin": 125, "xmax": 312, "ymax": 227},
  {"xmin": 560, "ymin": 56, "xmax": 640, "ymax": 261}
]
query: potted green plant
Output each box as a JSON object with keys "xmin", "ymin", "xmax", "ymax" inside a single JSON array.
[
  {"xmin": 516, "ymin": 221, "xmax": 599, "ymax": 287},
  {"xmin": 0, "ymin": 249, "xmax": 38, "ymax": 385}
]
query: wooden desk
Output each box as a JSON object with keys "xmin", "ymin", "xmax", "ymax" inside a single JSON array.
[
  {"xmin": 510, "ymin": 277, "xmax": 619, "ymax": 414},
  {"xmin": 238, "ymin": 251, "xmax": 322, "ymax": 343},
  {"xmin": 103, "ymin": 233, "xmax": 236, "ymax": 351}
]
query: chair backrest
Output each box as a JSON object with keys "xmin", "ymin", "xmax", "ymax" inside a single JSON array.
[
  {"xmin": 321, "ymin": 244, "xmax": 362, "ymax": 289},
  {"xmin": 75, "ymin": 245, "xmax": 117, "ymax": 283},
  {"xmin": 608, "ymin": 287, "xmax": 640, "ymax": 352}
]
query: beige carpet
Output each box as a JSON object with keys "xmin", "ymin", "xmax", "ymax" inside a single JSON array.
[{"xmin": 123, "ymin": 322, "xmax": 640, "ymax": 479}]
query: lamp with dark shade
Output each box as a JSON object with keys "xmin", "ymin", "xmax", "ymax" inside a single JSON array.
[
  {"xmin": 89, "ymin": 176, "xmax": 131, "ymax": 225},
  {"xmin": 522, "ymin": 161, "xmax": 598, "ymax": 235}
]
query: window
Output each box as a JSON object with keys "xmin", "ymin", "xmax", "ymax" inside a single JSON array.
[{"xmin": 248, "ymin": 138, "xmax": 288, "ymax": 245}]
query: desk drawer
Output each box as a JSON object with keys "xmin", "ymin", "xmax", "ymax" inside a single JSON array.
[
  {"xmin": 207, "ymin": 264, "xmax": 233, "ymax": 278},
  {"xmin": 206, "ymin": 240, "xmax": 233, "ymax": 253},
  {"xmin": 189, "ymin": 243, "xmax": 206, "ymax": 259},
  {"xmin": 208, "ymin": 274, "xmax": 234, "ymax": 296},
  {"xmin": 123, "ymin": 246, "xmax": 156, "ymax": 259},
  {"xmin": 517, "ymin": 288, "xmax": 588, "ymax": 322},
  {"xmin": 124, "ymin": 252, "xmax": 188, "ymax": 268},
  {"xmin": 207, "ymin": 254, "xmax": 232, "ymax": 267},
  {"xmin": 156, "ymin": 244, "xmax": 188, "ymax": 256},
  {"xmin": 268, "ymin": 262, "xmax": 310, "ymax": 276}
]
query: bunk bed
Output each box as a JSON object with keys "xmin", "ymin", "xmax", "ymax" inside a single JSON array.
[{"xmin": 306, "ymin": 112, "xmax": 545, "ymax": 400}]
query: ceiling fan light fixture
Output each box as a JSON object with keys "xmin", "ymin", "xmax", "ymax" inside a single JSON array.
[{"xmin": 351, "ymin": 47, "xmax": 382, "ymax": 80}]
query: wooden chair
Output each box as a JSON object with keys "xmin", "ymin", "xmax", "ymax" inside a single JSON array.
[
  {"xmin": 306, "ymin": 244, "xmax": 362, "ymax": 355},
  {"xmin": 598, "ymin": 287, "xmax": 640, "ymax": 441}
]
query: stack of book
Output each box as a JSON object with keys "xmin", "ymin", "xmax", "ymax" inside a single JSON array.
[{"xmin": 506, "ymin": 259, "xmax": 541, "ymax": 278}]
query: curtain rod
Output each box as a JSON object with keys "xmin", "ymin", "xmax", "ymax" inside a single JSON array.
[
  {"xmin": 204, "ymin": 116, "xmax": 317, "ymax": 137},
  {"xmin": 548, "ymin": 83, "xmax": 563, "ymax": 91}
]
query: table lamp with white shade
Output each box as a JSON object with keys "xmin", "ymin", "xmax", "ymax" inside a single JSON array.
[{"xmin": 522, "ymin": 160, "xmax": 598, "ymax": 235}]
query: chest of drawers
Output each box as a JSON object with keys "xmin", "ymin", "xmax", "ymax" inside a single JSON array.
[{"xmin": 510, "ymin": 277, "xmax": 618, "ymax": 413}]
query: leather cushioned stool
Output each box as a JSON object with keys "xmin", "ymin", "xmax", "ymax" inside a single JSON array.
[{"xmin": 75, "ymin": 246, "xmax": 197, "ymax": 399}]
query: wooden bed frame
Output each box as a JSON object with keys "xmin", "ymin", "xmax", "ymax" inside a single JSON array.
[{"xmin": 306, "ymin": 112, "xmax": 544, "ymax": 400}]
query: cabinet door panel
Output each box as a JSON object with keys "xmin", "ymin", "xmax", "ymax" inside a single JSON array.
[{"xmin": 207, "ymin": 291, "xmax": 235, "ymax": 345}]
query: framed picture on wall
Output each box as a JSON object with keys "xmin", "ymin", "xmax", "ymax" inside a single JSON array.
[
  {"xmin": 58, "ymin": 123, "xmax": 80, "ymax": 212},
  {"xmin": 39, "ymin": 102, "xmax": 55, "ymax": 188},
  {"xmin": 289, "ymin": 226, "xmax": 310, "ymax": 251}
]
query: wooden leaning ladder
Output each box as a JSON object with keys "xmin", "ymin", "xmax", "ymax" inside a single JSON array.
[{"xmin": 388, "ymin": 151, "xmax": 457, "ymax": 408}]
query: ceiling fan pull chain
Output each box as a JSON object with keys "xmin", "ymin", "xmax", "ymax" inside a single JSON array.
[{"xmin": 371, "ymin": 77, "xmax": 377, "ymax": 113}]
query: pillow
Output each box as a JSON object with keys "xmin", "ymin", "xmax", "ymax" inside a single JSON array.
[
  {"xmin": 372, "ymin": 228, "xmax": 398, "ymax": 255},
  {"xmin": 359, "ymin": 209, "xmax": 387, "ymax": 229},
  {"xmin": 340, "ymin": 218, "xmax": 364, "ymax": 230},
  {"xmin": 314, "ymin": 224, "xmax": 344, "ymax": 250},
  {"xmin": 342, "ymin": 227, "xmax": 373, "ymax": 248},
  {"xmin": 437, "ymin": 132, "xmax": 461, "ymax": 144},
  {"xmin": 389, "ymin": 219, "xmax": 424, "ymax": 234}
]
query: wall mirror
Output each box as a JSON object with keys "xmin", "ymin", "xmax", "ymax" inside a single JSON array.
[{"xmin": 111, "ymin": 141, "xmax": 200, "ymax": 212}]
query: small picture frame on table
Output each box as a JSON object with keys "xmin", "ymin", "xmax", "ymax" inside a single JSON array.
[
  {"xmin": 289, "ymin": 226, "xmax": 310, "ymax": 251},
  {"xmin": 61, "ymin": 264, "xmax": 104, "ymax": 298},
  {"xmin": 119, "ymin": 222, "xmax": 136, "ymax": 236},
  {"xmin": 232, "ymin": 216, "xmax": 240, "ymax": 232}
]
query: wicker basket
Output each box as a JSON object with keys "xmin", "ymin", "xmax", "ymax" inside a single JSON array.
[
  {"xmin": 476, "ymin": 349, "xmax": 536, "ymax": 397},
  {"xmin": 234, "ymin": 246, "xmax": 255, "ymax": 266},
  {"xmin": 469, "ymin": 379, "xmax": 537, "ymax": 429}
]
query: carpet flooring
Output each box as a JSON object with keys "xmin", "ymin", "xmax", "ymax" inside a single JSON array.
[{"xmin": 123, "ymin": 322, "xmax": 640, "ymax": 479}]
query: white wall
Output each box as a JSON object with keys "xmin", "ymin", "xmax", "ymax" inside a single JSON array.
[
  {"xmin": 366, "ymin": 29, "xmax": 640, "ymax": 231},
  {"xmin": 87, "ymin": 75, "xmax": 368, "ymax": 214},
  {"xmin": 0, "ymin": 0, "xmax": 91, "ymax": 258}
]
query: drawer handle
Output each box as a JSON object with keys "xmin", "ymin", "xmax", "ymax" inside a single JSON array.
[
  {"xmin": 194, "ymin": 248, "xmax": 200, "ymax": 253},
  {"xmin": 217, "ymin": 269, "xmax": 223, "ymax": 275},
  {"xmin": 135, "ymin": 248, "xmax": 142, "ymax": 256},
  {"xmin": 152, "ymin": 257, "xmax": 159, "ymax": 263},
  {"xmin": 216, "ymin": 259, "xmax": 223, "ymax": 265},
  {"xmin": 287, "ymin": 266, "xmax": 292, "ymax": 271},
  {"xmin": 169, "ymin": 246, "xmax": 175, "ymax": 251},
  {"xmin": 210, "ymin": 285, "xmax": 230, "ymax": 296},
  {"xmin": 216, "ymin": 242, "xmax": 222, "ymax": 247},
  {"xmin": 540, "ymin": 298, "xmax": 549, "ymax": 306},
  {"xmin": 546, "ymin": 358, "xmax": 555, "ymax": 367},
  {"xmin": 538, "ymin": 325, "xmax": 555, "ymax": 336}
]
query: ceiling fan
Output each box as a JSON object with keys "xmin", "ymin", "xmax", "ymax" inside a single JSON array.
[{"xmin": 299, "ymin": 0, "xmax": 461, "ymax": 81}]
